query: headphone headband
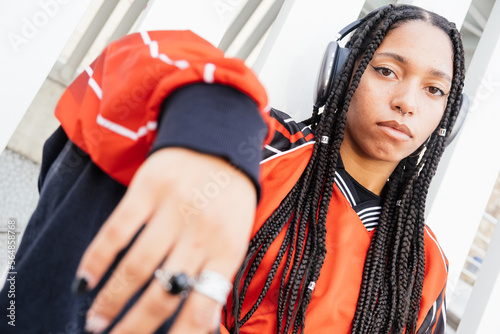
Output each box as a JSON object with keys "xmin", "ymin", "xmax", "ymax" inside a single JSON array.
[{"xmin": 335, "ymin": 19, "xmax": 363, "ymax": 41}]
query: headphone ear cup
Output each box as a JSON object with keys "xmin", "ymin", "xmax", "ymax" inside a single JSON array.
[
  {"xmin": 314, "ymin": 41, "xmax": 340, "ymax": 108},
  {"xmin": 314, "ymin": 42, "xmax": 350, "ymax": 108}
]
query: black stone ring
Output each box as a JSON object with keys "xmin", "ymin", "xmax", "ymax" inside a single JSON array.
[{"xmin": 154, "ymin": 269, "xmax": 194, "ymax": 299}]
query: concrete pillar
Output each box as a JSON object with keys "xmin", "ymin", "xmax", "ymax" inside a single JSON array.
[
  {"xmin": 0, "ymin": 0, "xmax": 93, "ymax": 155},
  {"xmin": 456, "ymin": 220, "xmax": 500, "ymax": 334}
]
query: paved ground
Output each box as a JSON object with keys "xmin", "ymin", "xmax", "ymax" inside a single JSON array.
[{"xmin": 0, "ymin": 149, "xmax": 40, "ymax": 273}]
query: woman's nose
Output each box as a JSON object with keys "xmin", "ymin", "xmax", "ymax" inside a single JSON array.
[{"xmin": 392, "ymin": 83, "xmax": 418, "ymax": 116}]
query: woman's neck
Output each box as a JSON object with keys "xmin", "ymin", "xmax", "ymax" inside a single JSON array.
[{"xmin": 339, "ymin": 144, "xmax": 398, "ymax": 196}]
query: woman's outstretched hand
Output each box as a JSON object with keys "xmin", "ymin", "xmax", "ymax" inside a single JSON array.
[{"xmin": 73, "ymin": 147, "xmax": 256, "ymax": 333}]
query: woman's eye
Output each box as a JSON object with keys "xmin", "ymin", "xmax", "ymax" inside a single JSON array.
[
  {"xmin": 428, "ymin": 86, "xmax": 446, "ymax": 96},
  {"xmin": 380, "ymin": 68, "xmax": 393, "ymax": 76},
  {"xmin": 371, "ymin": 65, "xmax": 395, "ymax": 77}
]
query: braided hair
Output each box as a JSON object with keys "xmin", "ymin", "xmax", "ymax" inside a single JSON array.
[{"xmin": 228, "ymin": 4, "xmax": 466, "ymax": 334}]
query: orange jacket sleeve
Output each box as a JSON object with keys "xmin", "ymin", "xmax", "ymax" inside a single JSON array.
[{"xmin": 55, "ymin": 30, "xmax": 271, "ymax": 186}]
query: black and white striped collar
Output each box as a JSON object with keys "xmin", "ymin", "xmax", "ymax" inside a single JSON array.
[{"xmin": 335, "ymin": 157, "xmax": 382, "ymax": 232}]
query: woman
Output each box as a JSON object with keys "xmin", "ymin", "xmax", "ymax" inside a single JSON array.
[{"xmin": 0, "ymin": 4, "xmax": 464, "ymax": 334}]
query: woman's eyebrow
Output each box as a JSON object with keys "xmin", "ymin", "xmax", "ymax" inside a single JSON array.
[
  {"xmin": 373, "ymin": 52, "xmax": 452, "ymax": 83},
  {"xmin": 430, "ymin": 69, "xmax": 452, "ymax": 84},
  {"xmin": 373, "ymin": 51, "xmax": 408, "ymax": 64}
]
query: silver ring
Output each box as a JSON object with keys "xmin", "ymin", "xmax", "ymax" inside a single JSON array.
[
  {"xmin": 154, "ymin": 269, "xmax": 195, "ymax": 299},
  {"xmin": 193, "ymin": 270, "xmax": 232, "ymax": 305}
]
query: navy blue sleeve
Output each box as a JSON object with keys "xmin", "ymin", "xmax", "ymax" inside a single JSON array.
[{"xmin": 150, "ymin": 83, "xmax": 268, "ymax": 200}]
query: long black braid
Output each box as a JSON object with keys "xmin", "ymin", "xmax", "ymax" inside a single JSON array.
[{"xmin": 228, "ymin": 4, "xmax": 465, "ymax": 334}]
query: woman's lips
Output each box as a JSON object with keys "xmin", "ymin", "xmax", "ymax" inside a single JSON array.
[{"xmin": 377, "ymin": 120, "xmax": 413, "ymax": 141}]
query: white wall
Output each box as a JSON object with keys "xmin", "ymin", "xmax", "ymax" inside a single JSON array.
[
  {"xmin": 253, "ymin": 0, "xmax": 366, "ymax": 121},
  {"xmin": 136, "ymin": 0, "xmax": 246, "ymax": 47},
  {"xmin": 398, "ymin": 0, "xmax": 471, "ymax": 29}
]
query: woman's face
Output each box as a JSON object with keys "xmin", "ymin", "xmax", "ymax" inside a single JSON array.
[{"xmin": 343, "ymin": 20, "xmax": 454, "ymax": 164}]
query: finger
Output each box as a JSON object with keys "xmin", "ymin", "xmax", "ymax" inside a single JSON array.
[
  {"xmin": 166, "ymin": 202, "xmax": 255, "ymax": 334},
  {"xmin": 170, "ymin": 288, "xmax": 222, "ymax": 334},
  {"xmin": 108, "ymin": 227, "xmax": 207, "ymax": 334},
  {"xmin": 170, "ymin": 261, "xmax": 235, "ymax": 334},
  {"xmin": 84, "ymin": 201, "xmax": 183, "ymax": 330},
  {"xmin": 73, "ymin": 175, "xmax": 156, "ymax": 292}
]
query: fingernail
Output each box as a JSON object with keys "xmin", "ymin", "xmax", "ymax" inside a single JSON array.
[
  {"xmin": 72, "ymin": 270, "xmax": 95, "ymax": 295},
  {"xmin": 71, "ymin": 277, "xmax": 88, "ymax": 295},
  {"xmin": 85, "ymin": 314, "xmax": 110, "ymax": 334}
]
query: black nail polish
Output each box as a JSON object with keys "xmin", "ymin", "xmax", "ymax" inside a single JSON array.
[{"xmin": 71, "ymin": 277, "xmax": 89, "ymax": 295}]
